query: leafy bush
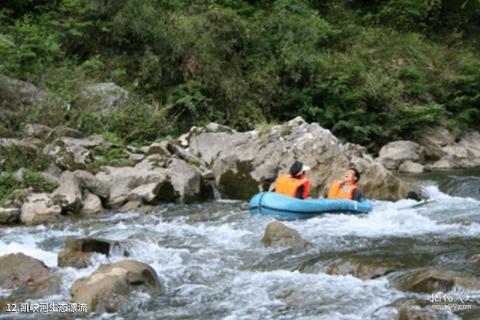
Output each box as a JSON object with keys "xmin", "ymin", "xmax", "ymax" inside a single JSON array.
[{"xmin": 0, "ymin": 170, "xmax": 58, "ymax": 205}]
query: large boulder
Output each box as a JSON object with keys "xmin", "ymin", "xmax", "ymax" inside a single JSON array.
[
  {"xmin": 417, "ymin": 128, "xmax": 480, "ymax": 170},
  {"xmin": 185, "ymin": 118, "xmax": 410, "ymax": 200},
  {"xmin": 0, "ymin": 253, "xmax": 49, "ymax": 289},
  {"xmin": 378, "ymin": 141, "xmax": 425, "ymax": 171},
  {"xmin": 0, "ymin": 74, "xmax": 48, "ymax": 106},
  {"xmin": 416, "ymin": 127, "xmax": 455, "ymax": 161},
  {"xmin": 166, "ymin": 158, "xmax": 212, "ymax": 203},
  {"xmin": 261, "ymin": 221, "xmax": 311, "ymax": 249},
  {"xmin": 52, "ymin": 171, "xmax": 83, "ymax": 213},
  {"xmin": 78, "ymin": 83, "xmax": 131, "ymax": 117},
  {"xmin": 20, "ymin": 193, "xmax": 62, "ymax": 225},
  {"xmin": 43, "ymin": 135, "xmax": 106, "ymax": 170},
  {"xmin": 70, "ymin": 260, "xmax": 163, "ymax": 313},
  {"xmin": 96, "ymin": 159, "xmax": 174, "ymax": 208},
  {"xmin": 96, "ymin": 154, "xmax": 211, "ymax": 207}
]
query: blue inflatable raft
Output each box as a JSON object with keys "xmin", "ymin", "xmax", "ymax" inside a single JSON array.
[{"xmin": 249, "ymin": 192, "xmax": 373, "ymax": 220}]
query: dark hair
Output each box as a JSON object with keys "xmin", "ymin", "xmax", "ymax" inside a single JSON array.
[
  {"xmin": 289, "ymin": 161, "xmax": 304, "ymax": 176},
  {"xmin": 349, "ymin": 168, "xmax": 360, "ymax": 182}
]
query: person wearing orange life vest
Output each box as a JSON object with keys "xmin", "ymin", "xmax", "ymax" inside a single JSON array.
[
  {"xmin": 272, "ymin": 161, "xmax": 311, "ymax": 199},
  {"xmin": 324, "ymin": 168, "xmax": 362, "ymax": 201}
]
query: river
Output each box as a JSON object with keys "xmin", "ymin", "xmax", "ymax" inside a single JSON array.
[{"xmin": 1, "ymin": 169, "xmax": 480, "ymax": 319}]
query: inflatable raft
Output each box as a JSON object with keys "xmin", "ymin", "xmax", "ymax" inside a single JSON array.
[{"xmin": 249, "ymin": 192, "xmax": 373, "ymax": 220}]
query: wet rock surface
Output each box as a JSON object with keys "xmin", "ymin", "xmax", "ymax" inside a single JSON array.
[{"xmin": 70, "ymin": 260, "xmax": 163, "ymax": 313}]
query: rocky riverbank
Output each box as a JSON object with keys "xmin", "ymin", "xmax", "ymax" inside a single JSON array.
[{"xmin": 2, "ymin": 112, "xmax": 480, "ymax": 227}]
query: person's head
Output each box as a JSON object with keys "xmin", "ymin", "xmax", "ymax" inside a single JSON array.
[
  {"xmin": 343, "ymin": 168, "xmax": 360, "ymax": 184},
  {"xmin": 289, "ymin": 161, "xmax": 310, "ymax": 178}
]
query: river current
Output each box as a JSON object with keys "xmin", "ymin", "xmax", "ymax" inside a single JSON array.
[{"xmin": 1, "ymin": 170, "xmax": 480, "ymax": 319}]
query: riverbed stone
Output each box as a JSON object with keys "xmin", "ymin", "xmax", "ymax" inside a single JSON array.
[
  {"xmin": 0, "ymin": 253, "xmax": 49, "ymax": 289},
  {"xmin": 324, "ymin": 259, "xmax": 394, "ymax": 280},
  {"xmin": 58, "ymin": 238, "xmax": 120, "ymax": 268},
  {"xmin": 20, "ymin": 193, "xmax": 61, "ymax": 225},
  {"xmin": 70, "ymin": 260, "xmax": 163, "ymax": 313},
  {"xmin": 399, "ymin": 269, "xmax": 480, "ymax": 293},
  {"xmin": 262, "ymin": 221, "xmax": 311, "ymax": 249}
]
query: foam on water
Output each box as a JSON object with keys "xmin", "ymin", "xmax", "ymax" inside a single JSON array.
[
  {"xmin": 0, "ymin": 183, "xmax": 478, "ymax": 319},
  {"xmin": 0, "ymin": 240, "xmax": 58, "ymax": 267},
  {"xmin": 218, "ymin": 270, "xmax": 404, "ymax": 320},
  {"xmin": 286, "ymin": 186, "xmax": 480, "ymax": 242}
]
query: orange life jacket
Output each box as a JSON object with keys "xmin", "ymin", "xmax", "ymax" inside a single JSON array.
[
  {"xmin": 274, "ymin": 175, "xmax": 311, "ymax": 199},
  {"xmin": 327, "ymin": 180, "xmax": 357, "ymax": 200}
]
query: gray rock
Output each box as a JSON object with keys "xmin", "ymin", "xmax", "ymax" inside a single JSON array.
[
  {"xmin": 261, "ymin": 221, "xmax": 311, "ymax": 249},
  {"xmin": 52, "ymin": 171, "xmax": 83, "ymax": 213},
  {"xmin": 79, "ymin": 191, "xmax": 103, "ymax": 215},
  {"xmin": 79, "ymin": 83, "xmax": 131, "ymax": 117},
  {"xmin": 166, "ymin": 158, "xmax": 212, "ymax": 203},
  {"xmin": 70, "ymin": 260, "xmax": 163, "ymax": 313},
  {"xmin": 25, "ymin": 123, "xmax": 51, "ymax": 139},
  {"xmin": 187, "ymin": 117, "xmax": 410, "ymax": 201},
  {"xmin": 398, "ymin": 161, "xmax": 424, "ymax": 174},
  {"xmin": 0, "ymin": 253, "xmax": 49, "ymax": 289},
  {"xmin": 118, "ymin": 200, "xmax": 156, "ymax": 214},
  {"xmin": 0, "ymin": 74, "xmax": 48, "ymax": 105},
  {"xmin": 146, "ymin": 142, "xmax": 171, "ymax": 156},
  {"xmin": 398, "ymin": 268, "xmax": 480, "ymax": 293},
  {"xmin": 43, "ymin": 136, "xmax": 105, "ymax": 170},
  {"xmin": 58, "ymin": 238, "xmax": 123, "ymax": 268},
  {"xmin": 378, "ymin": 141, "xmax": 425, "ymax": 170},
  {"xmin": 0, "ymin": 138, "xmax": 38, "ymax": 150},
  {"xmin": 95, "ymin": 162, "xmax": 173, "ymax": 208},
  {"xmin": 417, "ymin": 128, "xmax": 480, "ymax": 170},
  {"xmin": 416, "ymin": 126, "xmax": 455, "ymax": 160},
  {"xmin": 47, "ymin": 126, "xmax": 84, "ymax": 140},
  {"xmin": 74, "ymin": 170, "xmax": 109, "ymax": 198},
  {"xmin": 20, "ymin": 193, "xmax": 61, "ymax": 225}
]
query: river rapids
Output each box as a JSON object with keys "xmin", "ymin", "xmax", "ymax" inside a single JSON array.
[{"xmin": 1, "ymin": 170, "xmax": 480, "ymax": 320}]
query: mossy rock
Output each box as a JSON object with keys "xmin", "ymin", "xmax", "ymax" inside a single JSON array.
[{"xmin": 218, "ymin": 160, "xmax": 258, "ymax": 200}]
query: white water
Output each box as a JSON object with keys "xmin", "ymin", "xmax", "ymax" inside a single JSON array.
[{"xmin": 1, "ymin": 186, "xmax": 479, "ymax": 319}]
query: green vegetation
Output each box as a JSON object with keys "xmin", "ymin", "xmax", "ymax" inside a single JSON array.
[
  {"xmin": 0, "ymin": 170, "xmax": 58, "ymax": 205},
  {"xmin": 89, "ymin": 145, "xmax": 134, "ymax": 171},
  {"xmin": 1, "ymin": 0, "xmax": 480, "ymax": 150}
]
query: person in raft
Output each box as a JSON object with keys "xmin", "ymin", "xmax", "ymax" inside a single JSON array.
[
  {"xmin": 324, "ymin": 168, "xmax": 362, "ymax": 201},
  {"xmin": 272, "ymin": 161, "xmax": 311, "ymax": 199}
]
